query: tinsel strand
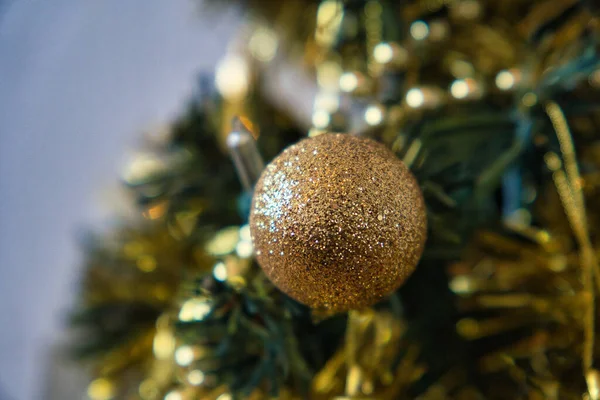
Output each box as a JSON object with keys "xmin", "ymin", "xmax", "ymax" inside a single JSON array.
[{"xmin": 545, "ymin": 102, "xmax": 599, "ymax": 390}]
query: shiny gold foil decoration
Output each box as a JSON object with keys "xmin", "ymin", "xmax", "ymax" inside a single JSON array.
[
  {"xmin": 446, "ymin": 105, "xmax": 600, "ymax": 399},
  {"xmin": 76, "ymin": 221, "xmax": 215, "ymax": 399},
  {"xmin": 310, "ymin": 308, "xmax": 425, "ymax": 400},
  {"xmin": 250, "ymin": 133, "xmax": 427, "ymax": 311}
]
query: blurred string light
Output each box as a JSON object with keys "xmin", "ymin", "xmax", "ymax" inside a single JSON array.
[
  {"xmin": 205, "ymin": 226, "xmax": 239, "ymax": 255},
  {"xmin": 339, "ymin": 72, "xmax": 359, "ymax": 92},
  {"xmin": 87, "ymin": 378, "xmax": 114, "ymax": 400},
  {"xmin": 206, "ymin": 224, "xmax": 255, "ymax": 284},
  {"xmin": 312, "ymin": 109, "xmax": 331, "ymax": 129},
  {"xmin": 373, "ymin": 43, "xmax": 393, "ymax": 64},
  {"xmin": 236, "ymin": 240, "xmax": 253, "ymax": 258},
  {"xmin": 164, "ymin": 391, "xmax": 183, "ymax": 400},
  {"xmin": 406, "ymin": 87, "xmax": 444, "ymax": 109},
  {"xmin": 450, "ymin": 78, "xmax": 482, "ymax": 100},
  {"xmin": 179, "ymin": 298, "xmax": 212, "ymax": 322},
  {"xmin": 248, "ymin": 26, "xmax": 278, "ymax": 63},
  {"xmin": 410, "ymin": 20, "xmax": 429, "ymax": 40},
  {"xmin": 449, "ymin": 275, "xmax": 474, "ymax": 295},
  {"xmin": 406, "ymin": 88, "xmax": 425, "ymax": 108},
  {"xmin": 227, "ymin": 123, "xmax": 264, "ymax": 194},
  {"xmin": 239, "ymin": 224, "xmax": 251, "ymax": 241},
  {"xmin": 175, "ymin": 345, "xmax": 195, "ymax": 367},
  {"xmin": 373, "ymin": 42, "xmax": 409, "ymax": 68},
  {"xmin": 364, "ymin": 105, "xmax": 384, "ymax": 126},
  {"xmin": 316, "ymin": 0, "xmax": 344, "ymax": 47},
  {"xmin": 311, "ymin": 91, "xmax": 338, "ymax": 133},
  {"xmin": 187, "ymin": 370, "xmax": 205, "ymax": 386},
  {"xmin": 496, "ymin": 69, "xmax": 521, "ymax": 91},
  {"xmin": 213, "ymin": 262, "xmax": 228, "ymax": 281},
  {"xmin": 450, "ymin": 80, "xmax": 469, "ymax": 99},
  {"xmin": 236, "ymin": 224, "xmax": 253, "ymax": 257},
  {"xmin": 215, "ymin": 54, "xmax": 250, "ymax": 100}
]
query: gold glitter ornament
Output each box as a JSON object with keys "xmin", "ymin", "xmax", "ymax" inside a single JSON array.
[{"xmin": 250, "ymin": 133, "xmax": 427, "ymax": 311}]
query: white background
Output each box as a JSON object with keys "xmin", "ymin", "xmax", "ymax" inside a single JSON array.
[{"xmin": 0, "ymin": 1, "xmax": 237, "ymax": 398}]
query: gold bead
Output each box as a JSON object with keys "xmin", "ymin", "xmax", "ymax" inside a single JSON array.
[{"xmin": 250, "ymin": 133, "xmax": 427, "ymax": 311}]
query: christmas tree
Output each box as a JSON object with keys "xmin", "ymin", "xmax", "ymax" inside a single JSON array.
[{"xmin": 72, "ymin": 1, "xmax": 600, "ymax": 399}]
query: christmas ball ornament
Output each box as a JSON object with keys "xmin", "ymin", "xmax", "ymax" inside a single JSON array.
[{"xmin": 250, "ymin": 133, "xmax": 427, "ymax": 311}]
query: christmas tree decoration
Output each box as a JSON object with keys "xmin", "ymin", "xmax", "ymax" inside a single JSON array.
[
  {"xmin": 69, "ymin": 0, "xmax": 600, "ymax": 399},
  {"xmin": 250, "ymin": 133, "xmax": 427, "ymax": 311},
  {"xmin": 226, "ymin": 118, "xmax": 264, "ymax": 193},
  {"xmin": 70, "ymin": 223, "xmax": 197, "ymax": 399},
  {"xmin": 447, "ymin": 152, "xmax": 600, "ymax": 398}
]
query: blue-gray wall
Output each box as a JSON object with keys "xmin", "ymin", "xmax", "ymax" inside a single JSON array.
[{"xmin": 0, "ymin": 2, "xmax": 237, "ymax": 398}]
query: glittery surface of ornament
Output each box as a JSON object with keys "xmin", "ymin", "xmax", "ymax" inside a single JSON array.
[{"xmin": 250, "ymin": 133, "xmax": 427, "ymax": 311}]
